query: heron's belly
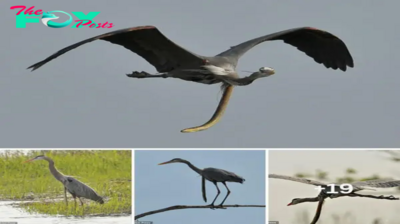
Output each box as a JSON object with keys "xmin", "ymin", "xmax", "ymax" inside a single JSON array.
[{"xmin": 171, "ymin": 70, "xmax": 222, "ymax": 85}]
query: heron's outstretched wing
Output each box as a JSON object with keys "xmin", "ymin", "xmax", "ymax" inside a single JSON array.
[
  {"xmin": 65, "ymin": 177, "xmax": 104, "ymax": 203},
  {"xmin": 269, "ymin": 174, "xmax": 326, "ymax": 186},
  {"xmin": 28, "ymin": 26, "xmax": 205, "ymax": 73},
  {"xmin": 202, "ymin": 176, "xmax": 207, "ymax": 203},
  {"xmin": 217, "ymin": 27, "xmax": 354, "ymax": 71},
  {"xmin": 351, "ymin": 178, "xmax": 400, "ymax": 188}
]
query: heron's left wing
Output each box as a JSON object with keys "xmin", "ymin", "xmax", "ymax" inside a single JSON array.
[
  {"xmin": 269, "ymin": 174, "xmax": 326, "ymax": 186},
  {"xmin": 202, "ymin": 176, "xmax": 207, "ymax": 203},
  {"xmin": 351, "ymin": 178, "xmax": 400, "ymax": 188},
  {"xmin": 217, "ymin": 27, "xmax": 353, "ymax": 71}
]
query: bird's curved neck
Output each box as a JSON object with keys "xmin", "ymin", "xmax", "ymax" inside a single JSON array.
[
  {"xmin": 183, "ymin": 161, "xmax": 203, "ymax": 175},
  {"xmin": 296, "ymin": 197, "xmax": 320, "ymax": 204},
  {"xmin": 222, "ymin": 76, "xmax": 254, "ymax": 86},
  {"xmin": 43, "ymin": 157, "xmax": 65, "ymax": 182}
]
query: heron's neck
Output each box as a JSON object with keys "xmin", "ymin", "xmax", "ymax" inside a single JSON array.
[
  {"xmin": 222, "ymin": 76, "xmax": 254, "ymax": 86},
  {"xmin": 183, "ymin": 161, "xmax": 203, "ymax": 175},
  {"xmin": 43, "ymin": 157, "xmax": 65, "ymax": 182},
  {"xmin": 296, "ymin": 197, "xmax": 320, "ymax": 204}
]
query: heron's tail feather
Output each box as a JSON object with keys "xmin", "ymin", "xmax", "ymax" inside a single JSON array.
[{"xmin": 97, "ymin": 196, "xmax": 104, "ymax": 204}]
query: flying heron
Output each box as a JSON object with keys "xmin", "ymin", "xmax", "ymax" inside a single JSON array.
[
  {"xmin": 28, "ymin": 26, "xmax": 354, "ymax": 133},
  {"xmin": 158, "ymin": 158, "xmax": 245, "ymax": 208},
  {"xmin": 23, "ymin": 155, "xmax": 104, "ymax": 207},
  {"xmin": 269, "ymin": 174, "xmax": 400, "ymax": 224}
]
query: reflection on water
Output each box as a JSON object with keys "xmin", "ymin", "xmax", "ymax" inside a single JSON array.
[{"xmin": 0, "ymin": 202, "xmax": 131, "ymax": 224}]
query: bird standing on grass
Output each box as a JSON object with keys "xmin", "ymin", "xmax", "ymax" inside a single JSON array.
[
  {"xmin": 159, "ymin": 158, "xmax": 245, "ymax": 208},
  {"xmin": 23, "ymin": 155, "xmax": 104, "ymax": 207}
]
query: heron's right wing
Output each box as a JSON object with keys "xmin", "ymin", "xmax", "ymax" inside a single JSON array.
[
  {"xmin": 217, "ymin": 27, "xmax": 353, "ymax": 71},
  {"xmin": 202, "ymin": 176, "xmax": 207, "ymax": 203},
  {"xmin": 351, "ymin": 178, "xmax": 400, "ymax": 188},
  {"xmin": 28, "ymin": 26, "xmax": 205, "ymax": 73},
  {"xmin": 65, "ymin": 177, "xmax": 103, "ymax": 203},
  {"xmin": 269, "ymin": 174, "xmax": 326, "ymax": 186}
]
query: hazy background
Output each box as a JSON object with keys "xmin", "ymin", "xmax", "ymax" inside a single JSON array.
[
  {"xmin": 1, "ymin": 0, "xmax": 400, "ymax": 147},
  {"xmin": 135, "ymin": 150, "xmax": 265, "ymax": 224},
  {"xmin": 269, "ymin": 150, "xmax": 400, "ymax": 224}
]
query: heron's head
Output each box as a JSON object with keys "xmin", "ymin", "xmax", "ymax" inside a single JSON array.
[
  {"xmin": 257, "ymin": 67, "xmax": 275, "ymax": 77},
  {"xmin": 158, "ymin": 158, "xmax": 186, "ymax": 165},
  {"xmin": 23, "ymin": 155, "xmax": 45, "ymax": 163},
  {"xmin": 287, "ymin": 198, "xmax": 302, "ymax": 206}
]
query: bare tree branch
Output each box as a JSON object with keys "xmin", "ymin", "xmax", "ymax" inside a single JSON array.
[{"xmin": 135, "ymin": 204, "xmax": 266, "ymax": 220}]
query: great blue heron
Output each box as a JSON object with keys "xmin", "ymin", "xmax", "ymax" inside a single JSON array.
[
  {"xmin": 28, "ymin": 26, "xmax": 354, "ymax": 133},
  {"xmin": 23, "ymin": 155, "xmax": 104, "ymax": 207},
  {"xmin": 269, "ymin": 174, "xmax": 400, "ymax": 224},
  {"xmin": 158, "ymin": 158, "xmax": 245, "ymax": 208}
]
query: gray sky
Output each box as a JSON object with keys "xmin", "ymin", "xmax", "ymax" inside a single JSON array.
[
  {"xmin": 269, "ymin": 150, "xmax": 400, "ymax": 224},
  {"xmin": 1, "ymin": 0, "xmax": 400, "ymax": 147},
  {"xmin": 135, "ymin": 150, "xmax": 265, "ymax": 224}
]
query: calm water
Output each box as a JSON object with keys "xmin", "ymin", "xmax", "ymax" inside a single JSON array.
[{"xmin": 0, "ymin": 201, "xmax": 132, "ymax": 224}]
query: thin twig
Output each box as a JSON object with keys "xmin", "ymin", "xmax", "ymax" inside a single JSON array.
[{"xmin": 135, "ymin": 204, "xmax": 266, "ymax": 220}]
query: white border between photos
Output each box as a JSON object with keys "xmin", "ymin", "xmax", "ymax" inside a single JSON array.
[{"xmin": 265, "ymin": 148, "xmax": 269, "ymax": 223}]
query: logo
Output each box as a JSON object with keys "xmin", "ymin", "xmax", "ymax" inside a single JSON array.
[
  {"xmin": 41, "ymin": 11, "xmax": 72, "ymax": 28},
  {"xmin": 10, "ymin": 5, "xmax": 114, "ymax": 29}
]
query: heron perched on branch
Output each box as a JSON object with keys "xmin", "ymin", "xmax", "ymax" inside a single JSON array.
[
  {"xmin": 269, "ymin": 174, "xmax": 400, "ymax": 224},
  {"xmin": 28, "ymin": 25, "xmax": 354, "ymax": 133},
  {"xmin": 159, "ymin": 158, "xmax": 245, "ymax": 208},
  {"xmin": 23, "ymin": 155, "xmax": 104, "ymax": 207}
]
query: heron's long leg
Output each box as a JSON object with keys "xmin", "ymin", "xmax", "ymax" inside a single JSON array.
[
  {"xmin": 79, "ymin": 197, "xmax": 84, "ymax": 206},
  {"xmin": 64, "ymin": 187, "xmax": 68, "ymax": 206},
  {"xmin": 347, "ymin": 193, "xmax": 399, "ymax": 200},
  {"xmin": 310, "ymin": 197, "xmax": 325, "ymax": 224},
  {"xmin": 126, "ymin": 71, "xmax": 168, "ymax": 79},
  {"xmin": 209, "ymin": 182, "xmax": 221, "ymax": 207},
  {"xmin": 181, "ymin": 85, "xmax": 234, "ymax": 133},
  {"xmin": 74, "ymin": 197, "xmax": 77, "ymax": 208},
  {"xmin": 218, "ymin": 182, "xmax": 231, "ymax": 206}
]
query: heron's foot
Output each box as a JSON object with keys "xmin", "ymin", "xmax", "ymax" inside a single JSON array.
[
  {"xmin": 207, "ymin": 203, "xmax": 216, "ymax": 210},
  {"xmin": 379, "ymin": 195, "xmax": 399, "ymax": 200},
  {"xmin": 126, "ymin": 71, "xmax": 169, "ymax": 79},
  {"xmin": 215, "ymin": 204, "xmax": 226, "ymax": 209},
  {"xmin": 127, "ymin": 71, "xmax": 150, "ymax": 78}
]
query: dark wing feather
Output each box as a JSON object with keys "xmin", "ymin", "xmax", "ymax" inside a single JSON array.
[
  {"xmin": 202, "ymin": 176, "xmax": 207, "ymax": 203},
  {"xmin": 28, "ymin": 26, "xmax": 204, "ymax": 73},
  {"xmin": 217, "ymin": 27, "xmax": 354, "ymax": 71},
  {"xmin": 65, "ymin": 177, "xmax": 104, "ymax": 204}
]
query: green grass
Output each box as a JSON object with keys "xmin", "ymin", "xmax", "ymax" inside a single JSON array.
[{"xmin": 0, "ymin": 150, "xmax": 131, "ymax": 216}]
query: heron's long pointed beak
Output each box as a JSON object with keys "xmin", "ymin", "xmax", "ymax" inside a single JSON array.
[
  {"xmin": 158, "ymin": 161, "xmax": 171, "ymax": 165},
  {"xmin": 22, "ymin": 158, "xmax": 34, "ymax": 163},
  {"xmin": 287, "ymin": 203, "xmax": 292, "ymax": 206}
]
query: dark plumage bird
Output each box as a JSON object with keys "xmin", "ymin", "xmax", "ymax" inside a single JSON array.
[
  {"xmin": 28, "ymin": 26, "xmax": 354, "ymax": 133},
  {"xmin": 159, "ymin": 158, "xmax": 245, "ymax": 208}
]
